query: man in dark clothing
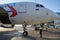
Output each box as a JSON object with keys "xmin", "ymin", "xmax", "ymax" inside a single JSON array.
[
  {"xmin": 39, "ymin": 23, "xmax": 44, "ymax": 38},
  {"xmin": 39, "ymin": 27, "xmax": 43, "ymax": 38}
]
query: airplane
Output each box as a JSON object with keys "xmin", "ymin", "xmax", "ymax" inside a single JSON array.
[{"xmin": 0, "ymin": 2, "xmax": 58, "ymax": 36}]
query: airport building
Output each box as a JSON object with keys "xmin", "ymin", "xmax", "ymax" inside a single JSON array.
[
  {"xmin": 49, "ymin": 12, "xmax": 60, "ymax": 28},
  {"xmin": 54, "ymin": 12, "xmax": 60, "ymax": 28},
  {"xmin": 54, "ymin": 12, "xmax": 60, "ymax": 25}
]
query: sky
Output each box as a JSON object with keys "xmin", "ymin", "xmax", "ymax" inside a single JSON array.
[{"xmin": 0, "ymin": 0, "xmax": 60, "ymax": 12}]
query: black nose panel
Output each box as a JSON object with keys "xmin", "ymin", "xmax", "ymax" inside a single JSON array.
[{"xmin": 0, "ymin": 7, "xmax": 11, "ymax": 24}]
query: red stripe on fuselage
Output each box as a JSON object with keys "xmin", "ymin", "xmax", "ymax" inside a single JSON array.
[{"xmin": 7, "ymin": 4, "xmax": 17, "ymax": 17}]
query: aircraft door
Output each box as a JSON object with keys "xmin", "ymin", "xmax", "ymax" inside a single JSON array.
[{"xmin": 19, "ymin": 3, "xmax": 27, "ymax": 13}]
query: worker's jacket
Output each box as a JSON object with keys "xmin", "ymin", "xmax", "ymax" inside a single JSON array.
[{"xmin": 39, "ymin": 27, "xmax": 43, "ymax": 30}]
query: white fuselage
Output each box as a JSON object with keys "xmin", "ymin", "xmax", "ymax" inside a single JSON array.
[{"xmin": 0, "ymin": 2, "xmax": 57, "ymax": 25}]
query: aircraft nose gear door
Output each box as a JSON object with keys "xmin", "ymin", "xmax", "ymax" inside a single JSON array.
[{"xmin": 0, "ymin": 7, "xmax": 11, "ymax": 24}]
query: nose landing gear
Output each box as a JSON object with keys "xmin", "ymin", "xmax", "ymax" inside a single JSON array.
[
  {"xmin": 22, "ymin": 21, "xmax": 28, "ymax": 37},
  {"xmin": 23, "ymin": 30, "xmax": 28, "ymax": 37}
]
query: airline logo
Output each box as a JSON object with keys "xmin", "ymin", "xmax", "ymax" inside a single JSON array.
[{"xmin": 6, "ymin": 4, "xmax": 17, "ymax": 17}]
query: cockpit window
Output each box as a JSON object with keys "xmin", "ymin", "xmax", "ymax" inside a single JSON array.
[
  {"xmin": 36, "ymin": 4, "xmax": 39, "ymax": 7},
  {"xmin": 40, "ymin": 5, "xmax": 44, "ymax": 7},
  {"xmin": 36, "ymin": 4, "xmax": 44, "ymax": 7}
]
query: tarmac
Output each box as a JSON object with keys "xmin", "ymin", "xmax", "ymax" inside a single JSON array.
[{"xmin": 0, "ymin": 25, "xmax": 60, "ymax": 40}]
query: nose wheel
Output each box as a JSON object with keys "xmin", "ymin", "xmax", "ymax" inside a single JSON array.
[
  {"xmin": 22, "ymin": 22, "xmax": 28, "ymax": 37},
  {"xmin": 23, "ymin": 31, "xmax": 28, "ymax": 37}
]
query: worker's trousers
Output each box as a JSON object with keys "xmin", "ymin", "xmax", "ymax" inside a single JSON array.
[{"xmin": 40, "ymin": 30, "xmax": 42, "ymax": 38}]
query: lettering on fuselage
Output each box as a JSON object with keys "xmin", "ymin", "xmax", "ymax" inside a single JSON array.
[{"xmin": 18, "ymin": 11, "xmax": 27, "ymax": 13}]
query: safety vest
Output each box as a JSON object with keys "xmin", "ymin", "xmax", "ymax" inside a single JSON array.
[{"xmin": 39, "ymin": 27, "xmax": 43, "ymax": 30}]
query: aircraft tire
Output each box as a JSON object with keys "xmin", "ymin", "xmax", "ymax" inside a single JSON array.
[{"xmin": 23, "ymin": 31, "xmax": 28, "ymax": 37}]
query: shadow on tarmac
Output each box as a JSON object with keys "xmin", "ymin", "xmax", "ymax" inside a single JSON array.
[
  {"xmin": 43, "ymin": 37, "xmax": 60, "ymax": 40},
  {"xmin": 22, "ymin": 35, "xmax": 36, "ymax": 40},
  {"xmin": 0, "ymin": 30, "xmax": 60, "ymax": 40},
  {"xmin": 43, "ymin": 30, "xmax": 60, "ymax": 36},
  {"xmin": 0, "ymin": 31, "xmax": 15, "ymax": 40}
]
